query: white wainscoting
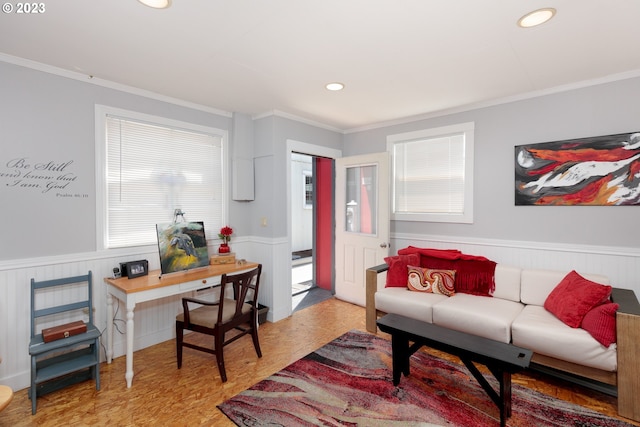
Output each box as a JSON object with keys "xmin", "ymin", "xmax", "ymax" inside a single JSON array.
[
  {"xmin": 242, "ymin": 236, "xmax": 292, "ymax": 323},
  {"xmin": 1, "ymin": 247, "xmax": 157, "ymax": 391},
  {"xmin": 2, "ymin": 233, "xmax": 637, "ymax": 392},
  {"xmin": 0, "ymin": 237, "xmax": 278, "ymax": 392}
]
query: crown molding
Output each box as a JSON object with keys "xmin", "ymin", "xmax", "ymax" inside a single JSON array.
[
  {"xmin": 344, "ymin": 69, "xmax": 640, "ymax": 134},
  {"xmin": 253, "ymin": 110, "xmax": 344, "ymax": 134},
  {"xmin": 0, "ymin": 53, "xmax": 233, "ymax": 118}
]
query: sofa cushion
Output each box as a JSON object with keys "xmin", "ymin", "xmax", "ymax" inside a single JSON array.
[
  {"xmin": 544, "ymin": 270, "xmax": 611, "ymax": 328},
  {"xmin": 397, "ymin": 247, "xmax": 496, "ymax": 296},
  {"xmin": 520, "ymin": 269, "xmax": 610, "ymax": 306},
  {"xmin": 492, "ymin": 264, "xmax": 522, "ymax": 303},
  {"xmin": 512, "ymin": 305, "xmax": 616, "ymax": 372},
  {"xmin": 384, "ymin": 254, "xmax": 420, "ymax": 287},
  {"xmin": 375, "ymin": 287, "xmax": 447, "ymax": 324},
  {"xmin": 432, "ymin": 293, "xmax": 524, "ymax": 343},
  {"xmin": 581, "ymin": 302, "xmax": 619, "ymax": 347},
  {"xmin": 407, "ymin": 266, "xmax": 456, "ymax": 296}
]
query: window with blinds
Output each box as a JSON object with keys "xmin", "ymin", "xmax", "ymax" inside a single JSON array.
[
  {"xmin": 387, "ymin": 122, "xmax": 474, "ymax": 224},
  {"xmin": 101, "ymin": 111, "xmax": 225, "ymax": 249}
]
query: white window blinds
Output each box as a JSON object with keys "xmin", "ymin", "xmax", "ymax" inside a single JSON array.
[
  {"xmin": 393, "ymin": 134, "xmax": 465, "ymax": 213},
  {"xmin": 388, "ymin": 122, "xmax": 474, "ymax": 223},
  {"xmin": 105, "ymin": 115, "xmax": 223, "ymax": 248}
]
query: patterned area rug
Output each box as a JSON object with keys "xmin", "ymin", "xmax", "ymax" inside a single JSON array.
[{"xmin": 218, "ymin": 330, "xmax": 634, "ymax": 426}]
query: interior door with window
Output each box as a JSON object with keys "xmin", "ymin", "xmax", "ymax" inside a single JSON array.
[{"xmin": 335, "ymin": 152, "xmax": 390, "ymax": 306}]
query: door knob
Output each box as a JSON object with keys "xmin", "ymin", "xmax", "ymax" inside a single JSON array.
[{"xmin": 380, "ymin": 243, "xmax": 388, "ymax": 248}]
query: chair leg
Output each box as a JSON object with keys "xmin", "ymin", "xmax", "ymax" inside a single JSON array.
[
  {"xmin": 93, "ymin": 339, "xmax": 101, "ymax": 390},
  {"xmin": 214, "ymin": 333, "xmax": 227, "ymax": 382},
  {"xmin": 176, "ymin": 321, "xmax": 184, "ymax": 369},
  {"xmin": 31, "ymin": 357, "xmax": 37, "ymax": 415},
  {"xmin": 31, "ymin": 386, "xmax": 36, "ymax": 415},
  {"xmin": 251, "ymin": 314, "xmax": 262, "ymax": 358},
  {"xmin": 251, "ymin": 328, "xmax": 262, "ymax": 358}
]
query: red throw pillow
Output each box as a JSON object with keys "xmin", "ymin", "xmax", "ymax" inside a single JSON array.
[
  {"xmin": 407, "ymin": 266, "xmax": 456, "ymax": 296},
  {"xmin": 384, "ymin": 254, "xmax": 420, "ymax": 287},
  {"xmin": 581, "ymin": 302, "xmax": 619, "ymax": 347},
  {"xmin": 544, "ymin": 270, "xmax": 612, "ymax": 328}
]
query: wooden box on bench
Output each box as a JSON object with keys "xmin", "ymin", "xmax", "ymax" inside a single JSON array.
[{"xmin": 42, "ymin": 321, "xmax": 87, "ymax": 343}]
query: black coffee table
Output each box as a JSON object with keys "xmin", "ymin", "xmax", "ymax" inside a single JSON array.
[{"xmin": 377, "ymin": 313, "xmax": 532, "ymax": 427}]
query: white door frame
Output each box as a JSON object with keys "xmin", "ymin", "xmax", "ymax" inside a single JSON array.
[{"xmin": 285, "ymin": 140, "xmax": 342, "ymax": 316}]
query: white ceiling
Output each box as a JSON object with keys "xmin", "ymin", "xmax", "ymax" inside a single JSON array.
[{"xmin": 1, "ymin": 0, "xmax": 640, "ymax": 131}]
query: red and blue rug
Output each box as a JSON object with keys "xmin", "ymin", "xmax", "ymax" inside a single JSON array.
[{"xmin": 218, "ymin": 330, "xmax": 634, "ymax": 426}]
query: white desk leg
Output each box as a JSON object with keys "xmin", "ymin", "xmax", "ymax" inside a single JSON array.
[
  {"xmin": 125, "ymin": 305, "xmax": 135, "ymax": 388},
  {"xmin": 106, "ymin": 293, "xmax": 114, "ymax": 363}
]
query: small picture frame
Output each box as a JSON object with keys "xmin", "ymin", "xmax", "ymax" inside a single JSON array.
[{"xmin": 120, "ymin": 260, "xmax": 149, "ymax": 279}]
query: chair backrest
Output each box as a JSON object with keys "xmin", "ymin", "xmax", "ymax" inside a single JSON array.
[
  {"xmin": 217, "ymin": 265, "xmax": 262, "ymax": 325},
  {"xmin": 30, "ymin": 271, "xmax": 94, "ymax": 338}
]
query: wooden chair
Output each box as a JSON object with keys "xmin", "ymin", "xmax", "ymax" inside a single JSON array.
[
  {"xmin": 176, "ymin": 264, "xmax": 262, "ymax": 382},
  {"xmin": 29, "ymin": 272, "xmax": 101, "ymax": 414}
]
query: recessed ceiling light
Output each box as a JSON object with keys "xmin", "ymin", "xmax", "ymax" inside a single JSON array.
[
  {"xmin": 326, "ymin": 82, "xmax": 345, "ymax": 91},
  {"xmin": 138, "ymin": 0, "xmax": 172, "ymax": 9},
  {"xmin": 518, "ymin": 8, "xmax": 556, "ymax": 28}
]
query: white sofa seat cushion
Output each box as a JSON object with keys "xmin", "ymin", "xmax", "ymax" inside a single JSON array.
[
  {"xmin": 432, "ymin": 294, "xmax": 524, "ymax": 343},
  {"xmin": 375, "ymin": 287, "xmax": 448, "ymax": 324},
  {"xmin": 511, "ymin": 305, "xmax": 616, "ymax": 372}
]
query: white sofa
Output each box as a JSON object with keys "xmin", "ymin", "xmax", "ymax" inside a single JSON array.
[{"xmin": 365, "ymin": 263, "xmax": 640, "ymax": 422}]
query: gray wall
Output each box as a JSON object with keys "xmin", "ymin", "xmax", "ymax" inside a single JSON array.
[
  {"xmin": 0, "ymin": 60, "xmax": 344, "ymax": 262},
  {"xmin": 344, "ymin": 76, "xmax": 640, "ymax": 249},
  {"xmin": 2, "ymin": 56, "xmax": 638, "ymax": 261},
  {"xmin": 252, "ymin": 115, "xmax": 343, "ymax": 239},
  {"xmin": 0, "ymin": 61, "xmax": 233, "ymax": 260}
]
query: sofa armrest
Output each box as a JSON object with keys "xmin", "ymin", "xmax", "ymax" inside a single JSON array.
[
  {"xmin": 366, "ymin": 263, "xmax": 389, "ymax": 333},
  {"xmin": 611, "ymin": 287, "xmax": 640, "ymax": 421}
]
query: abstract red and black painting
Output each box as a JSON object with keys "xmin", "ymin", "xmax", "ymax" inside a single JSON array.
[{"xmin": 515, "ymin": 132, "xmax": 640, "ymax": 205}]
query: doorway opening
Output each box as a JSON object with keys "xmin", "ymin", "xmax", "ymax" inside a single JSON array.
[
  {"xmin": 291, "ymin": 153, "xmax": 334, "ymax": 312},
  {"xmin": 292, "ymin": 249, "xmax": 313, "ymax": 295}
]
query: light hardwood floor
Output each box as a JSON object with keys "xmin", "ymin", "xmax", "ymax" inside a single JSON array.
[{"xmin": 2, "ymin": 298, "xmax": 637, "ymax": 426}]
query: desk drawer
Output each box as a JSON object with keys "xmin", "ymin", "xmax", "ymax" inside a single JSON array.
[{"xmin": 179, "ymin": 277, "xmax": 220, "ymax": 292}]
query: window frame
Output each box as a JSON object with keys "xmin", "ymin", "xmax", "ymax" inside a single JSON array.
[
  {"xmin": 387, "ymin": 122, "xmax": 474, "ymax": 224},
  {"xmin": 95, "ymin": 105, "xmax": 229, "ymax": 251},
  {"xmin": 303, "ymin": 170, "xmax": 313, "ymax": 209}
]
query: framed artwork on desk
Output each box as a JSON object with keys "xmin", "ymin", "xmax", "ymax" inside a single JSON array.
[{"xmin": 156, "ymin": 221, "xmax": 210, "ymax": 274}]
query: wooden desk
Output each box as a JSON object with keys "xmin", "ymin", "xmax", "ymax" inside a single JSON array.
[{"xmin": 104, "ymin": 262, "xmax": 258, "ymax": 388}]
